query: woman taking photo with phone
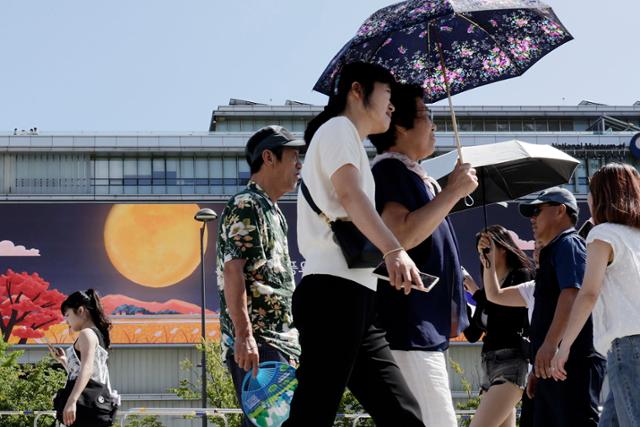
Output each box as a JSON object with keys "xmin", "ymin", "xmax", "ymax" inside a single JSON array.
[
  {"xmin": 49, "ymin": 289, "xmax": 118, "ymax": 426},
  {"xmin": 284, "ymin": 62, "xmax": 426, "ymax": 427},
  {"xmin": 551, "ymin": 163, "xmax": 640, "ymax": 425},
  {"xmin": 464, "ymin": 225, "xmax": 534, "ymax": 427}
]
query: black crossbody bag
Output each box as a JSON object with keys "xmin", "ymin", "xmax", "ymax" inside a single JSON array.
[
  {"xmin": 300, "ymin": 180, "xmax": 381, "ymax": 268},
  {"xmin": 53, "ymin": 377, "xmax": 118, "ymax": 426}
]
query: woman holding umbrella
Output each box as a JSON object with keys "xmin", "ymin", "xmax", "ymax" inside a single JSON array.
[
  {"xmin": 285, "ymin": 62, "xmax": 426, "ymax": 427},
  {"xmin": 368, "ymin": 83, "xmax": 477, "ymax": 426}
]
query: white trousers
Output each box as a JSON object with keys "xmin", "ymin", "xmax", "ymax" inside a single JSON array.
[{"xmin": 391, "ymin": 349, "xmax": 458, "ymax": 427}]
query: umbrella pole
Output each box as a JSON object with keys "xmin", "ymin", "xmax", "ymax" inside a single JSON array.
[
  {"xmin": 481, "ymin": 167, "xmax": 488, "ymax": 232},
  {"xmin": 436, "ymin": 42, "xmax": 464, "ymax": 163}
]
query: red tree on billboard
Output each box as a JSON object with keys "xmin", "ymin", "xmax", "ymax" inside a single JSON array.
[{"xmin": 0, "ymin": 269, "xmax": 66, "ymax": 344}]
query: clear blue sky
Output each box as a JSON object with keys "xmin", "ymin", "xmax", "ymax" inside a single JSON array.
[{"xmin": 1, "ymin": 0, "xmax": 638, "ymax": 131}]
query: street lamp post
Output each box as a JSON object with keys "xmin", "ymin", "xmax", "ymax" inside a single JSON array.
[{"xmin": 194, "ymin": 208, "xmax": 218, "ymax": 427}]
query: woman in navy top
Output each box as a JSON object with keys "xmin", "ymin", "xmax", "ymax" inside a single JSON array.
[{"xmin": 369, "ymin": 83, "xmax": 478, "ymax": 426}]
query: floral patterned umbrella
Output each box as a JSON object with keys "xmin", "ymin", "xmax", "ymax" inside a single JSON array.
[{"xmin": 313, "ymin": 0, "xmax": 573, "ymax": 158}]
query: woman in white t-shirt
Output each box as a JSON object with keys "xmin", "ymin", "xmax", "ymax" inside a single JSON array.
[
  {"xmin": 283, "ymin": 62, "xmax": 426, "ymax": 427},
  {"xmin": 550, "ymin": 163, "xmax": 640, "ymax": 426}
]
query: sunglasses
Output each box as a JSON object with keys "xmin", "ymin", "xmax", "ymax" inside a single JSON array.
[{"xmin": 529, "ymin": 203, "xmax": 560, "ymax": 217}]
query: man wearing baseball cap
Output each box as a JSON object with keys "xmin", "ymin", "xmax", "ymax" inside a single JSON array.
[
  {"xmin": 216, "ymin": 125, "xmax": 304, "ymax": 426},
  {"xmin": 519, "ymin": 187, "xmax": 605, "ymax": 426}
]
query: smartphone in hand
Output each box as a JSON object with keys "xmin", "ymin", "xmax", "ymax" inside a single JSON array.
[
  {"xmin": 578, "ymin": 218, "xmax": 594, "ymax": 239},
  {"xmin": 372, "ymin": 263, "xmax": 439, "ymax": 292},
  {"xmin": 44, "ymin": 337, "xmax": 64, "ymax": 359}
]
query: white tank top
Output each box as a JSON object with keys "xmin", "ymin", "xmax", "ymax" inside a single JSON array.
[{"xmin": 64, "ymin": 328, "xmax": 114, "ymax": 395}]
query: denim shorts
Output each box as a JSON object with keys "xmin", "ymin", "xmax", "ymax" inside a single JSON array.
[{"xmin": 480, "ymin": 348, "xmax": 529, "ymax": 391}]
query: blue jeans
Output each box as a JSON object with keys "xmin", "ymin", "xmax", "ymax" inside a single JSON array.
[
  {"xmin": 225, "ymin": 342, "xmax": 290, "ymax": 427},
  {"xmin": 599, "ymin": 335, "xmax": 640, "ymax": 427}
]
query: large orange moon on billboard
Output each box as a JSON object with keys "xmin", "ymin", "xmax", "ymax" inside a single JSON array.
[{"xmin": 104, "ymin": 204, "xmax": 208, "ymax": 288}]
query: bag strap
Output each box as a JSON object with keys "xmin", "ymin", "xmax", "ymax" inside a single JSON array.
[{"xmin": 300, "ymin": 180, "xmax": 331, "ymax": 224}]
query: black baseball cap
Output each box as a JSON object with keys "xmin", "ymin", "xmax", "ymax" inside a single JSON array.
[
  {"xmin": 519, "ymin": 187, "xmax": 579, "ymax": 217},
  {"xmin": 245, "ymin": 126, "xmax": 306, "ymax": 165}
]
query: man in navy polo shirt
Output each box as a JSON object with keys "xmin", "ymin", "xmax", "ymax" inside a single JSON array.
[{"xmin": 519, "ymin": 187, "xmax": 605, "ymax": 426}]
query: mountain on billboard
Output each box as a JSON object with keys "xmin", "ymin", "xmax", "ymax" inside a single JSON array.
[{"xmin": 101, "ymin": 294, "xmax": 215, "ymax": 316}]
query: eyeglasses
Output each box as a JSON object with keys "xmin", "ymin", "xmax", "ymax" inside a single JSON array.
[
  {"xmin": 416, "ymin": 108, "xmax": 434, "ymax": 121},
  {"xmin": 530, "ymin": 203, "xmax": 560, "ymax": 217}
]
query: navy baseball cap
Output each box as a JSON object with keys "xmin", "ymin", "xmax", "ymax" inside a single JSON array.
[
  {"xmin": 519, "ymin": 187, "xmax": 579, "ymax": 217},
  {"xmin": 245, "ymin": 126, "xmax": 305, "ymax": 164}
]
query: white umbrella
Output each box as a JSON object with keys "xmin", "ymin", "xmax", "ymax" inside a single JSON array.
[{"xmin": 421, "ymin": 140, "xmax": 580, "ymax": 212}]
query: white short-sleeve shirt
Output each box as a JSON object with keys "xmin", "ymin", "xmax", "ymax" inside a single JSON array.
[
  {"xmin": 297, "ymin": 116, "xmax": 377, "ymax": 290},
  {"xmin": 587, "ymin": 222, "xmax": 640, "ymax": 354},
  {"xmin": 516, "ymin": 280, "xmax": 536, "ymax": 323}
]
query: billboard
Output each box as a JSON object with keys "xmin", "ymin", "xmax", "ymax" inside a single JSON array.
[{"xmin": 0, "ymin": 201, "xmax": 589, "ymax": 345}]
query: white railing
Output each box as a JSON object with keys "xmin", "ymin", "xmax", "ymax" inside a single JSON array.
[{"xmin": 0, "ymin": 408, "xmax": 478, "ymax": 427}]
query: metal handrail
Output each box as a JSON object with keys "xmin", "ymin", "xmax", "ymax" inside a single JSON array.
[
  {"xmin": 0, "ymin": 407, "xmax": 480, "ymax": 427},
  {"xmin": 120, "ymin": 407, "xmax": 243, "ymax": 427}
]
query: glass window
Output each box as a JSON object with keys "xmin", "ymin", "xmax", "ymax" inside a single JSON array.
[
  {"xmin": 548, "ymin": 119, "xmax": 561, "ymax": 131},
  {"xmin": 496, "ymin": 120, "xmax": 509, "ymax": 132},
  {"xmin": 471, "ymin": 119, "xmax": 484, "ymax": 132},
  {"xmin": 153, "ymin": 159, "xmax": 165, "ymax": 181},
  {"xmin": 588, "ymin": 158, "xmax": 601, "ymax": 177},
  {"xmin": 433, "ymin": 119, "xmax": 446, "ymax": 132},
  {"xmin": 522, "ymin": 119, "xmax": 535, "ymax": 132},
  {"xmin": 93, "ymin": 159, "xmax": 108, "ymax": 194},
  {"xmin": 152, "ymin": 158, "xmax": 166, "ymax": 194},
  {"xmin": 138, "ymin": 158, "xmax": 152, "ymax": 193},
  {"xmin": 457, "ymin": 119, "xmax": 472, "ymax": 132},
  {"xmin": 95, "ymin": 159, "xmax": 109, "ymax": 178},
  {"xmin": 576, "ymin": 162, "xmax": 588, "ymax": 194},
  {"xmin": 210, "ymin": 157, "xmax": 224, "ymax": 194},
  {"xmin": 534, "ymin": 120, "xmax": 548, "ymax": 132},
  {"xmin": 108, "ymin": 159, "xmax": 123, "ymax": 195},
  {"xmin": 0, "ymin": 154, "xmax": 4, "ymax": 192},
  {"xmin": 484, "ymin": 119, "xmax": 497, "ymax": 131},
  {"xmin": 240, "ymin": 119, "xmax": 255, "ymax": 132},
  {"xmin": 510, "ymin": 119, "xmax": 523, "ymax": 132},
  {"xmin": 560, "ymin": 120, "xmax": 574, "ymax": 131},
  {"xmin": 223, "ymin": 157, "xmax": 238, "ymax": 194},
  {"xmin": 238, "ymin": 158, "xmax": 250, "ymax": 187},
  {"xmin": 123, "ymin": 158, "xmax": 137, "ymax": 195},
  {"xmin": 293, "ymin": 118, "xmax": 307, "ymax": 133},
  {"xmin": 180, "ymin": 157, "xmax": 195, "ymax": 194},
  {"xmin": 166, "ymin": 158, "xmax": 179, "ymax": 193},
  {"xmin": 195, "ymin": 158, "xmax": 209, "ymax": 194},
  {"xmin": 109, "ymin": 158, "xmax": 123, "ymax": 179}
]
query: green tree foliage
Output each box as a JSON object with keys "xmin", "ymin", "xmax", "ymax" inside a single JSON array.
[
  {"xmin": 172, "ymin": 340, "xmax": 374, "ymax": 427},
  {"xmin": 171, "ymin": 340, "xmax": 241, "ymax": 426},
  {"xmin": 450, "ymin": 357, "xmax": 480, "ymax": 427},
  {"xmin": 122, "ymin": 415, "xmax": 166, "ymax": 427},
  {"xmin": 0, "ymin": 339, "xmax": 66, "ymax": 427}
]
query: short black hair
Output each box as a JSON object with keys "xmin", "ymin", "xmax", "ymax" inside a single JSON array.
[
  {"xmin": 245, "ymin": 144, "xmax": 284, "ymax": 174},
  {"xmin": 567, "ymin": 207, "xmax": 578, "ymax": 225},
  {"xmin": 369, "ymin": 83, "xmax": 425, "ymax": 154}
]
